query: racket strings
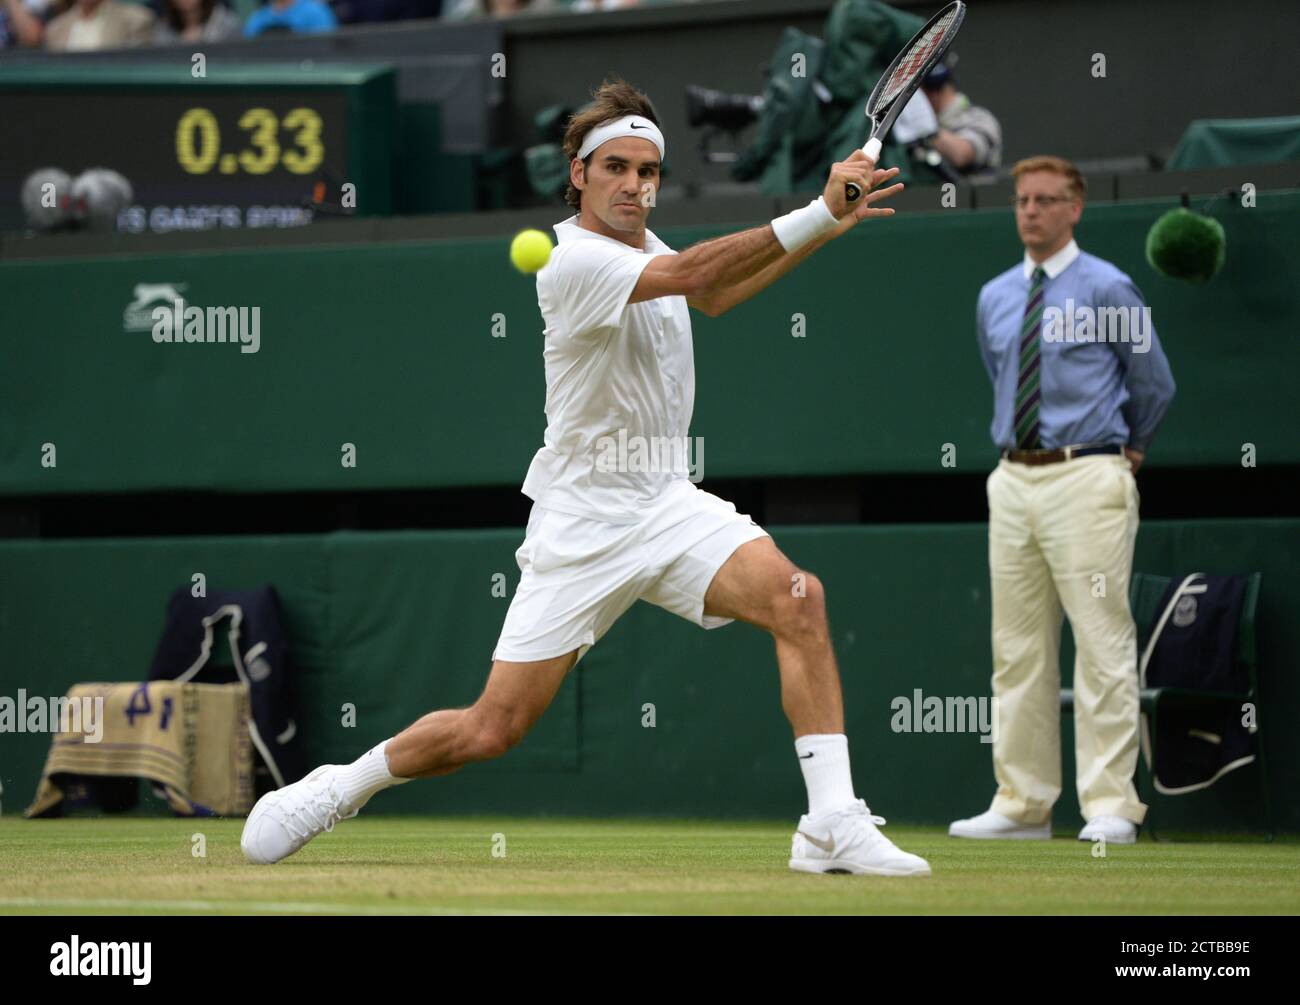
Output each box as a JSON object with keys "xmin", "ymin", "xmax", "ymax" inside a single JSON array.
[{"xmin": 875, "ymin": 10, "xmax": 958, "ymax": 110}]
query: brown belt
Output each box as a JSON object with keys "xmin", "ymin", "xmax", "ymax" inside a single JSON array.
[{"xmin": 1001, "ymin": 443, "xmax": 1124, "ymax": 466}]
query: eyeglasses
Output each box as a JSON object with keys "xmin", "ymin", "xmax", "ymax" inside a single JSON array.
[{"xmin": 1010, "ymin": 195, "xmax": 1076, "ymax": 209}]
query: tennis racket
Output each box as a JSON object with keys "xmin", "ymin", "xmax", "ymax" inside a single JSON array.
[{"xmin": 845, "ymin": 1, "xmax": 967, "ymax": 203}]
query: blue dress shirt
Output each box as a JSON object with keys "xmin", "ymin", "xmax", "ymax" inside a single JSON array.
[{"xmin": 976, "ymin": 239, "xmax": 1176, "ymax": 453}]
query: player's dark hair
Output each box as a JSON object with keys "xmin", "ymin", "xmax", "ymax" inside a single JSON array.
[{"xmin": 563, "ymin": 78, "xmax": 661, "ymax": 212}]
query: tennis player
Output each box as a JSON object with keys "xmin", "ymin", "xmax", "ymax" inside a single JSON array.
[{"xmin": 242, "ymin": 78, "xmax": 930, "ymax": 877}]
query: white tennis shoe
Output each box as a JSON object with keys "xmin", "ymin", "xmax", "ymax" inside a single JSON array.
[
  {"xmin": 241, "ymin": 765, "xmax": 358, "ymax": 864},
  {"xmin": 789, "ymin": 799, "xmax": 931, "ymax": 877},
  {"xmin": 1078, "ymin": 815, "xmax": 1137, "ymax": 844},
  {"xmin": 948, "ymin": 809, "xmax": 1052, "ymax": 840}
]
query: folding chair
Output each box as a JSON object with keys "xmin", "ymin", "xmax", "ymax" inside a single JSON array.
[{"xmin": 1060, "ymin": 572, "xmax": 1269, "ymax": 841}]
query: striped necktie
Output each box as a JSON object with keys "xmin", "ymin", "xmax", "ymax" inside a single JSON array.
[{"xmin": 1014, "ymin": 266, "xmax": 1046, "ymax": 450}]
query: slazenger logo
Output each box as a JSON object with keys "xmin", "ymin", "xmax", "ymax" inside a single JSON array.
[
  {"xmin": 124, "ymin": 283, "xmax": 187, "ymax": 332},
  {"xmin": 123, "ymin": 281, "xmax": 262, "ymax": 353},
  {"xmin": 50, "ymin": 936, "xmax": 151, "ymax": 985}
]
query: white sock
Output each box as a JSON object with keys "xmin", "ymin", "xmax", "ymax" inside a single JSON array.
[
  {"xmin": 795, "ymin": 733, "xmax": 856, "ymax": 817},
  {"xmin": 335, "ymin": 739, "xmax": 410, "ymax": 811}
]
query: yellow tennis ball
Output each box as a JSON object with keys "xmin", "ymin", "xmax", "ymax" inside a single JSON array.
[{"xmin": 510, "ymin": 229, "xmax": 553, "ymax": 274}]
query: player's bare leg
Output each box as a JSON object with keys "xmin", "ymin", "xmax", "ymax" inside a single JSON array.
[
  {"xmin": 386, "ymin": 654, "xmax": 576, "ymax": 778},
  {"xmin": 703, "ymin": 537, "xmax": 930, "ymax": 876},
  {"xmin": 703, "ymin": 536, "xmax": 844, "ymax": 736},
  {"xmin": 241, "ymin": 653, "xmax": 575, "ymax": 864}
]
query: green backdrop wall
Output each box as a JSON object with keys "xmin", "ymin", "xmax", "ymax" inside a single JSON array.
[
  {"xmin": 2, "ymin": 519, "xmax": 1295, "ymax": 831},
  {"xmin": 2, "ymin": 192, "xmax": 1296, "ymax": 495}
]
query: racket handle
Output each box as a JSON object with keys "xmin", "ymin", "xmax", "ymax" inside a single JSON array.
[{"xmin": 845, "ymin": 137, "xmax": 883, "ymax": 202}]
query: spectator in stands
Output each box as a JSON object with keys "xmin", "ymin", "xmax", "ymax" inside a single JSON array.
[
  {"xmin": 332, "ymin": 0, "xmax": 441, "ymax": 25},
  {"xmin": 570, "ymin": 0, "xmax": 641, "ymax": 10},
  {"xmin": 243, "ymin": 0, "xmax": 334, "ymax": 35},
  {"xmin": 45, "ymin": 0, "xmax": 154, "ymax": 49},
  {"xmin": 443, "ymin": 0, "xmax": 554, "ymax": 18},
  {"xmin": 1, "ymin": 0, "xmax": 62, "ymax": 48},
  {"xmin": 155, "ymin": 0, "xmax": 240, "ymax": 41},
  {"xmin": 920, "ymin": 60, "xmax": 1002, "ymax": 175}
]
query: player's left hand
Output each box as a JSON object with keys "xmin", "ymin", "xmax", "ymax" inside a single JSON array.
[
  {"xmin": 1124, "ymin": 447, "xmax": 1144, "ymax": 474},
  {"xmin": 835, "ymin": 165, "xmax": 903, "ymax": 234}
]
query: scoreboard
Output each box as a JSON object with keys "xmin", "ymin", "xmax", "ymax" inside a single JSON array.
[{"xmin": 0, "ymin": 63, "xmax": 396, "ymax": 233}]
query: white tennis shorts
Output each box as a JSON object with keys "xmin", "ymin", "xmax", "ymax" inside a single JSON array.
[{"xmin": 493, "ymin": 480, "xmax": 769, "ymax": 664}]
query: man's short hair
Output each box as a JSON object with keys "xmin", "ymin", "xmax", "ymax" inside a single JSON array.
[{"xmin": 1011, "ymin": 156, "xmax": 1087, "ymax": 203}]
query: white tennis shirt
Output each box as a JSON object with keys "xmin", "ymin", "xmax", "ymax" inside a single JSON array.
[{"xmin": 521, "ymin": 214, "xmax": 697, "ymax": 524}]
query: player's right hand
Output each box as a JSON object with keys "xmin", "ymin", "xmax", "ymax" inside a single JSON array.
[{"xmin": 823, "ymin": 150, "xmax": 877, "ymax": 218}]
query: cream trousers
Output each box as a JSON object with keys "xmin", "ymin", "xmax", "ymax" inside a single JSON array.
[{"xmin": 987, "ymin": 452, "xmax": 1147, "ymax": 825}]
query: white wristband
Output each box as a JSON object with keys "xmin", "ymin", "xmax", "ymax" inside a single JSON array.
[{"xmin": 770, "ymin": 196, "xmax": 839, "ymax": 253}]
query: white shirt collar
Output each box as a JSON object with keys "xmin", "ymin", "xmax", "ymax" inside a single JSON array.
[
  {"xmin": 1022, "ymin": 238, "xmax": 1079, "ymax": 280},
  {"xmin": 554, "ymin": 214, "xmax": 667, "ymax": 255}
]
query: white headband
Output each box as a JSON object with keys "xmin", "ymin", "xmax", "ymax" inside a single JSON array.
[{"xmin": 576, "ymin": 115, "xmax": 665, "ymax": 163}]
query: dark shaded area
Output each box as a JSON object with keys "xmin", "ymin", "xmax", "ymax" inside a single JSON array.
[{"xmin": 4, "ymin": 464, "xmax": 1296, "ymax": 539}]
